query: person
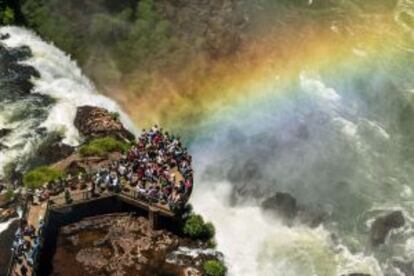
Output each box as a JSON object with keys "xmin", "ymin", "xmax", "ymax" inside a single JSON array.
[
  {"xmin": 91, "ymin": 179, "xmax": 96, "ymax": 197},
  {"xmin": 64, "ymin": 188, "xmax": 72, "ymax": 204},
  {"xmin": 20, "ymin": 264, "xmax": 28, "ymax": 276},
  {"xmin": 112, "ymin": 175, "xmax": 120, "ymax": 193},
  {"xmin": 184, "ymin": 179, "xmax": 193, "ymax": 197}
]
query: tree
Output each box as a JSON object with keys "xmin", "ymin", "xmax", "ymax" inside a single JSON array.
[
  {"xmin": 0, "ymin": 6, "xmax": 15, "ymax": 24},
  {"xmin": 182, "ymin": 214, "xmax": 216, "ymax": 240}
]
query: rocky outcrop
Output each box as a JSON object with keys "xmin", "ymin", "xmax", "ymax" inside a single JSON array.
[
  {"xmin": 261, "ymin": 192, "xmax": 298, "ymax": 222},
  {"xmin": 74, "ymin": 106, "xmax": 134, "ymax": 142},
  {"xmin": 0, "ymin": 193, "xmax": 13, "ymax": 208},
  {"xmin": 0, "ymin": 33, "xmax": 10, "ymax": 40},
  {"xmin": 370, "ymin": 211, "xmax": 405, "ymax": 246},
  {"xmin": 0, "ymin": 128, "xmax": 11, "ymax": 138},
  {"xmin": 0, "ymin": 219, "xmax": 19, "ymax": 276},
  {"xmin": 30, "ymin": 133, "xmax": 75, "ymax": 168},
  {"xmin": 297, "ymin": 205, "xmax": 329, "ymax": 228},
  {"xmin": 0, "ymin": 208, "xmax": 18, "ymax": 223},
  {"xmin": 261, "ymin": 192, "xmax": 329, "ymax": 228},
  {"xmin": 53, "ymin": 213, "xmax": 220, "ymax": 275},
  {"xmin": 392, "ymin": 260, "xmax": 414, "ymax": 276},
  {"xmin": 0, "ymin": 129, "xmax": 11, "ymax": 151}
]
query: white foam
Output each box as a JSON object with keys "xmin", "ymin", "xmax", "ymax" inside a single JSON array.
[
  {"xmin": 0, "ymin": 217, "xmax": 17, "ymax": 233},
  {"xmin": 191, "ymin": 182, "xmax": 382, "ymax": 276},
  {"xmin": 0, "ymin": 26, "xmax": 138, "ymax": 145},
  {"xmin": 0, "ymin": 26, "xmax": 138, "ymax": 177}
]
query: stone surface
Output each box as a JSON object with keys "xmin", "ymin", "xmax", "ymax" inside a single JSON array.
[
  {"xmin": 261, "ymin": 192, "xmax": 298, "ymax": 222},
  {"xmin": 0, "ymin": 208, "xmax": 18, "ymax": 223},
  {"xmin": 74, "ymin": 106, "xmax": 135, "ymax": 142},
  {"xmin": 32, "ymin": 134, "xmax": 75, "ymax": 167},
  {"xmin": 53, "ymin": 213, "xmax": 220, "ymax": 275},
  {"xmin": 0, "ymin": 193, "xmax": 13, "ymax": 209},
  {"xmin": 0, "ymin": 219, "xmax": 19, "ymax": 276},
  {"xmin": 262, "ymin": 192, "xmax": 329, "ymax": 228},
  {"xmin": 0, "ymin": 128, "xmax": 11, "ymax": 138},
  {"xmin": 370, "ymin": 211, "xmax": 405, "ymax": 246},
  {"xmin": 392, "ymin": 260, "xmax": 414, "ymax": 276}
]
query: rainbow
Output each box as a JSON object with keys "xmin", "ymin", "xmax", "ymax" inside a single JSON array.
[{"xmin": 114, "ymin": 12, "xmax": 409, "ymax": 139}]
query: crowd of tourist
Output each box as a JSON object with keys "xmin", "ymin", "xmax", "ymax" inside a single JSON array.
[
  {"xmin": 11, "ymin": 219, "xmax": 45, "ymax": 275},
  {"xmin": 10, "ymin": 125, "xmax": 194, "ymax": 274},
  {"xmin": 121, "ymin": 125, "xmax": 194, "ymax": 209},
  {"xmin": 29, "ymin": 125, "xmax": 194, "ymax": 211}
]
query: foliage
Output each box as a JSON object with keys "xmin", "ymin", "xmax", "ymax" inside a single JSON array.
[
  {"xmin": 182, "ymin": 213, "xmax": 215, "ymax": 240},
  {"xmin": 23, "ymin": 166, "xmax": 63, "ymax": 190},
  {"xmin": 4, "ymin": 188, "xmax": 15, "ymax": 201},
  {"xmin": 79, "ymin": 136, "xmax": 129, "ymax": 157},
  {"xmin": 110, "ymin": 112, "xmax": 120, "ymax": 121},
  {"xmin": 19, "ymin": 0, "xmax": 185, "ymax": 85},
  {"xmin": 0, "ymin": 5, "xmax": 14, "ymax": 24},
  {"xmin": 203, "ymin": 260, "xmax": 227, "ymax": 276}
]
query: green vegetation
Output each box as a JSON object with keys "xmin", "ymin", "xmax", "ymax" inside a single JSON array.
[
  {"xmin": 4, "ymin": 187, "xmax": 15, "ymax": 201},
  {"xmin": 0, "ymin": 5, "xmax": 14, "ymax": 24},
  {"xmin": 203, "ymin": 260, "xmax": 227, "ymax": 276},
  {"xmin": 182, "ymin": 213, "xmax": 215, "ymax": 241},
  {"xmin": 18, "ymin": 0, "xmax": 184, "ymax": 84},
  {"xmin": 110, "ymin": 112, "xmax": 120, "ymax": 122},
  {"xmin": 79, "ymin": 136, "xmax": 130, "ymax": 157},
  {"xmin": 23, "ymin": 166, "xmax": 63, "ymax": 190}
]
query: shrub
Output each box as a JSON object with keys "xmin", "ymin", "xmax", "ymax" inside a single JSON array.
[
  {"xmin": 0, "ymin": 6, "xmax": 15, "ymax": 25},
  {"xmin": 5, "ymin": 188, "xmax": 15, "ymax": 201},
  {"xmin": 79, "ymin": 137, "xmax": 129, "ymax": 157},
  {"xmin": 183, "ymin": 214, "xmax": 215, "ymax": 240},
  {"xmin": 204, "ymin": 222, "xmax": 216, "ymax": 239},
  {"xmin": 110, "ymin": 112, "xmax": 120, "ymax": 121},
  {"xmin": 23, "ymin": 166, "xmax": 63, "ymax": 190},
  {"xmin": 203, "ymin": 260, "xmax": 227, "ymax": 276}
]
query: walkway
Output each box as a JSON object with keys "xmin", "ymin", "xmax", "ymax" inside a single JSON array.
[{"xmin": 8, "ymin": 181, "xmax": 175, "ymax": 276}]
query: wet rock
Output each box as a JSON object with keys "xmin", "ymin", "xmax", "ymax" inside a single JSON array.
[
  {"xmin": 0, "ymin": 193, "xmax": 14, "ymax": 208},
  {"xmin": 262, "ymin": 192, "xmax": 329, "ymax": 228},
  {"xmin": 27, "ymin": 132, "xmax": 75, "ymax": 169},
  {"xmin": 167, "ymin": 247, "xmax": 224, "ymax": 269},
  {"xmin": 370, "ymin": 211, "xmax": 405, "ymax": 246},
  {"xmin": 0, "ymin": 208, "xmax": 18, "ymax": 222},
  {"xmin": 74, "ymin": 106, "xmax": 135, "ymax": 142},
  {"xmin": 54, "ymin": 214, "xmax": 219, "ymax": 275},
  {"xmin": 0, "ymin": 143, "xmax": 8, "ymax": 150},
  {"xmin": 392, "ymin": 260, "xmax": 414, "ymax": 276},
  {"xmin": 261, "ymin": 192, "xmax": 298, "ymax": 222},
  {"xmin": 0, "ymin": 33, "xmax": 10, "ymax": 40},
  {"xmin": 297, "ymin": 205, "xmax": 329, "ymax": 228},
  {"xmin": 0, "ymin": 219, "xmax": 19, "ymax": 276},
  {"xmin": 0, "ymin": 128, "xmax": 11, "ymax": 138}
]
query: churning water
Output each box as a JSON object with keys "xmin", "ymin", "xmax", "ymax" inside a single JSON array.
[{"xmin": 1, "ymin": 24, "xmax": 414, "ymax": 276}]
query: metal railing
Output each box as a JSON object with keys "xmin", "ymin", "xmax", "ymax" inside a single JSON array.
[
  {"xmin": 6, "ymin": 186, "xmax": 176, "ymax": 276},
  {"xmin": 5, "ymin": 195, "xmax": 31, "ymax": 276}
]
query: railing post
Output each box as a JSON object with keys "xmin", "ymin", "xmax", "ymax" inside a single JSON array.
[{"xmin": 148, "ymin": 207, "xmax": 160, "ymax": 230}]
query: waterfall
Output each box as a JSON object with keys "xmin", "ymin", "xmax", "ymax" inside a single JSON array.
[
  {"xmin": 0, "ymin": 26, "xmax": 137, "ymax": 178},
  {"xmin": 0, "ymin": 26, "xmax": 413, "ymax": 275}
]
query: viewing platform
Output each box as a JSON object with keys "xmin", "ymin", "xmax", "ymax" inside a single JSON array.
[
  {"xmin": 7, "ymin": 186, "xmax": 178, "ymax": 276},
  {"xmin": 8, "ymin": 125, "xmax": 194, "ymax": 276}
]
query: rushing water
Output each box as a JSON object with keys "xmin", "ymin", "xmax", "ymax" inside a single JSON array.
[
  {"xmin": 188, "ymin": 74, "xmax": 414, "ymax": 275},
  {"xmin": 0, "ymin": 26, "xmax": 137, "ymax": 178},
  {"xmin": 0, "ymin": 24, "xmax": 413, "ymax": 276}
]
